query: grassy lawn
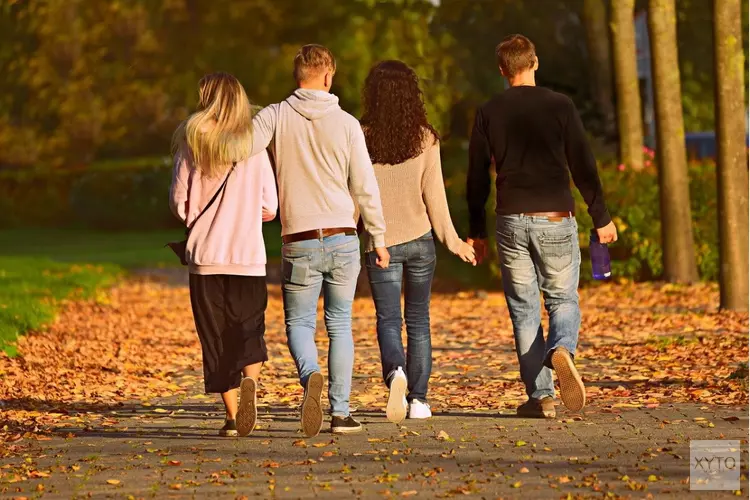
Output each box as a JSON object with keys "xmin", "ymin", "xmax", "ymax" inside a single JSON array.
[
  {"xmin": 0, "ymin": 221, "xmax": 501, "ymax": 355},
  {"xmin": 0, "ymin": 257, "xmax": 121, "ymax": 355},
  {"xmin": 0, "ymin": 225, "xmax": 284, "ymax": 268},
  {"xmin": 0, "ymin": 224, "xmax": 284, "ymax": 354}
]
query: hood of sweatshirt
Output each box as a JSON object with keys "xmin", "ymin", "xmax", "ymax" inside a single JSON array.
[{"xmin": 285, "ymin": 88, "xmax": 341, "ymax": 120}]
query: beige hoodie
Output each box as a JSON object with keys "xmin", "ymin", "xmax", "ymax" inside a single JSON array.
[{"xmin": 250, "ymin": 89, "xmax": 386, "ymax": 248}]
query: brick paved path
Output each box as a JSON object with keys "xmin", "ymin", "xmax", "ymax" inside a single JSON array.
[
  {"xmin": 3, "ymin": 383, "xmax": 747, "ymax": 498},
  {"xmin": 1, "ymin": 276, "xmax": 747, "ymax": 499}
]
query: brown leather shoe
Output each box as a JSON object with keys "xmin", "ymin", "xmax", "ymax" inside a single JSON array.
[
  {"xmin": 516, "ymin": 397, "xmax": 556, "ymax": 419},
  {"xmin": 551, "ymin": 347, "xmax": 586, "ymax": 411}
]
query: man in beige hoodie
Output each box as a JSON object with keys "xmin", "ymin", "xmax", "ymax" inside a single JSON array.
[{"xmin": 250, "ymin": 45, "xmax": 388, "ymax": 437}]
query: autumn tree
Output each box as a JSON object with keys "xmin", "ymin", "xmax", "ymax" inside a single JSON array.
[
  {"xmin": 0, "ymin": 0, "xmax": 456, "ymax": 168},
  {"xmin": 610, "ymin": 0, "xmax": 644, "ymax": 170},
  {"xmin": 713, "ymin": 0, "xmax": 748, "ymax": 311},
  {"xmin": 647, "ymin": 0, "xmax": 699, "ymax": 283},
  {"xmin": 0, "ymin": 1, "xmax": 190, "ymax": 167},
  {"xmin": 582, "ymin": 0, "xmax": 616, "ymax": 138}
]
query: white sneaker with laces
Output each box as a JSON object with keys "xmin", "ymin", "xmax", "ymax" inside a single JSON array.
[
  {"xmin": 386, "ymin": 367, "xmax": 408, "ymax": 423},
  {"xmin": 408, "ymin": 399, "xmax": 432, "ymax": 419}
]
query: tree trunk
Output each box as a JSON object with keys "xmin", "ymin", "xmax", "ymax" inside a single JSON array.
[
  {"xmin": 713, "ymin": 0, "xmax": 749, "ymax": 310},
  {"xmin": 648, "ymin": 0, "xmax": 699, "ymax": 283},
  {"xmin": 610, "ymin": 0, "xmax": 644, "ymax": 170},
  {"xmin": 582, "ymin": 0, "xmax": 616, "ymax": 139}
]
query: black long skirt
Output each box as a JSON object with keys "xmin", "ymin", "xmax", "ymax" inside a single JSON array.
[{"xmin": 189, "ymin": 274, "xmax": 268, "ymax": 393}]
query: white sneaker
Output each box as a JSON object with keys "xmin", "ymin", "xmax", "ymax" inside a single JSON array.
[
  {"xmin": 408, "ymin": 399, "xmax": 432, "ymax": 419},
  {"xmin": 386, "ymin": 367, "xmax": 408, "ymax": 423}
]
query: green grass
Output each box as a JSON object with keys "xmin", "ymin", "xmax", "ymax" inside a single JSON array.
[
  {"xmin": 0, "ymin": 224, "xmax": 283, "ymax": 267},
  {"xmin": 0, "ymin": 228, "xmax": 185, "ymax": 268},
  {"xmin": 646, "ymin": 334, "xmax": 698, "ymax": 352},
  {"xmin": 0, "ymin": 257, "xmax": 121, "ymax": 355},
  {"xmin": 0, "ymin": 224, "xmax": 284, "ymax": 354}
]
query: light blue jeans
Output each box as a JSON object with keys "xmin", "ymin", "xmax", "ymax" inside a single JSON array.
[
  {"xmin": 281, "ymin": 233, "xmax": 360, "ymax": 417},
  {"xmin": 496, "ymin": 215, "xmax": 581, "ymax": 401}
]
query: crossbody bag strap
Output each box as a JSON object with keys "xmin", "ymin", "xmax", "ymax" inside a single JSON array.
[{"xmin": 186, "ymin": 161, "xmax": 236, "ymax": 235}]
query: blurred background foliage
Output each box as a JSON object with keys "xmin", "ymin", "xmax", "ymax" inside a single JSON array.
[
  {"xmin": 0, "ymin": 0, "xmax": 746, "ymax": 285},
  {"xmin": 1, "ymin": 0, "xmax": 746, "ymax": 168}
]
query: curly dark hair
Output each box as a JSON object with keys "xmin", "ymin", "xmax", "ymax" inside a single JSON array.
[{"xmin": 361, "ymin": 60, "xmax": 439, "ymax": 165}]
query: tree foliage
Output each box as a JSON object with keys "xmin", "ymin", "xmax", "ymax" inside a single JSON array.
[
  {"xmin": 0, "ymin": 0, "xmax": 747, "ymax": 168},
  {"xmin": 0, "ymin": 0, "xmax": 457, "ymax": 167}
]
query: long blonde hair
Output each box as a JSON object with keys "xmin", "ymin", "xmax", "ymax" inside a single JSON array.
[{"xmin": 172, "ymin": 72, "xmax": 252, "ymax": 178}]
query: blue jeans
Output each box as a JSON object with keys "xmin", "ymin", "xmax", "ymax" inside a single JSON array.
[
  {"xmin": 365, "ymin": 232, "xmax": 436, "ymax": 403},
  {"xmin": 282, "ymin": 233, "xmax": 360, "ymax": 417},
  {"xmin": 496, "ymin": 215, "xmax": 581, "ymax": 401}
]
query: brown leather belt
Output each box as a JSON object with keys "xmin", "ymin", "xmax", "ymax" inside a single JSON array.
[
  {"xmin": 282, "ymin": 227, "xmax": 357, "ymax": 244},
  {"xmin": 522, "ymin": 211, "xmax": 574, "ymax": 222}
]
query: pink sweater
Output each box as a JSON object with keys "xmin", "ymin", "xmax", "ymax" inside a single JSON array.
[{"xmin": 169, "ymin": 150, "xmax": 278, "ymax": 276}]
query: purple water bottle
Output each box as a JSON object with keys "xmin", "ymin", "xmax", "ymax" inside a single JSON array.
[{"xmin": 589, "ymin": 229, "xmax": 611, "ymax": 280}]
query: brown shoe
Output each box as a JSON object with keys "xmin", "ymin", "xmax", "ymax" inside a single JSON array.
[
  {"xmin": 550, "ymin": 347, "xmax": 586, "ymax": 411},
  {"xmin": 301, "ymin": 372, "xmax": 324, "ymax": 437},
  {"xmin": 517, "ymin": 397, "xmax": 556, "ymax": 418}
]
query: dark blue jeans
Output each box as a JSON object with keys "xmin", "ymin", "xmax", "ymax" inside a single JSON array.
[{"xmin": 365, "ymin": 232, "xmax": 436, "ymax": 403}]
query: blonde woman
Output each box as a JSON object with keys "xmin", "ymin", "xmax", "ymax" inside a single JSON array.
[{"xmin": 170, "ymin": 72, "xmax": 278, "ymax": 437}]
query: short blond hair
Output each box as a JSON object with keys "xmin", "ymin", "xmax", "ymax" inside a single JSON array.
[{"xmin": 293, "ymin": 44, "xmax": 336, "ymax": 83}]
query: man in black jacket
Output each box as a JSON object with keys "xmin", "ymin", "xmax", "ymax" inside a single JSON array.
[{"xmin": 466, "ymin": 34, "xmax": 617, "ymax": 418}]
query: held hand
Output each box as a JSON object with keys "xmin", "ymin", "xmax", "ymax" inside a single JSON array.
[
  {"xmin": 457, "ymin": 241, "xmax": 477, "ymax": 266},
  {"xmin": 374, "ymin": 247, "xmax": 390, "ymax": 269},
  {"xmin": 466, "ymin": 238, "xmax": 489, "ymax": 264},
  {"xmin": 596, "ymin": 221, "xmax": 618, "ymax": 244}
]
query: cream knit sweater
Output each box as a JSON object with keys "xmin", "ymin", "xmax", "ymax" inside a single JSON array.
[{"xmin": 362, "ymin": 136, "xmax": 464, "ymax": 254}]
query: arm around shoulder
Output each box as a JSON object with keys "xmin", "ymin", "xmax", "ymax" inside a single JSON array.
[
  {"xmin": 258, "ymin": 150, "xmax": 278, "ymax": 222},
  {"xmin": 250, "ymin": 104, "xmax": 279, "ymax": 157},
  {"xmin": 169, "ymin": 151, "xmax": 191, "ymax": 224}
]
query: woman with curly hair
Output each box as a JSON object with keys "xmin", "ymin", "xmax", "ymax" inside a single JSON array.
[{"xmin": 360, "ymin": 60, "xmax": 476, "ymax": 423}]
